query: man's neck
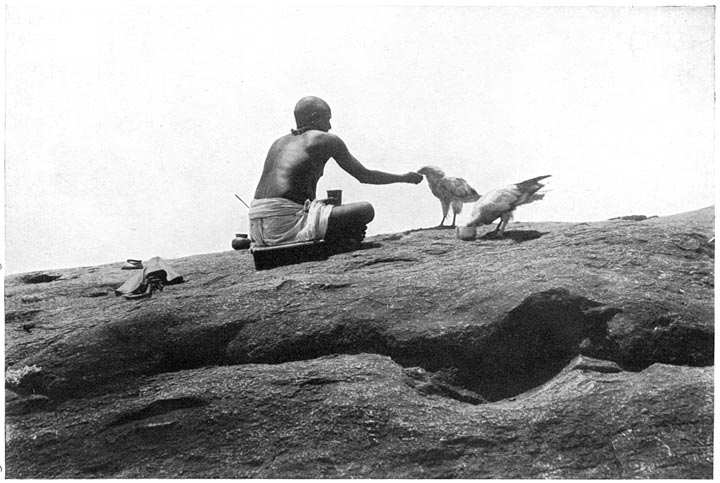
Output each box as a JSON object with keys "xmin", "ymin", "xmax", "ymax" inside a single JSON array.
[
  {"xmin": 291, "ymin": 125, "xmax": 330, "ymax": 135},
  {"xmin": 291, "ymin": 126, "xmax": 314, "ymax": 135}
]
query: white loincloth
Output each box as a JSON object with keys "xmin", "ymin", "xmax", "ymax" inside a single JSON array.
[{"xmin": 248, "ymin": 198, "xmax": 334, "ymax": 247}]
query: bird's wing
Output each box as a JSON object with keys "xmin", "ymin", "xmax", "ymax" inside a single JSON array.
[
  {"xmin": 468, "ymin": 187, "xmax": 519, "ymax": 225},
  {"xmin": 437, "ymin": 177, "xmax": 481, "ymax": 202},
  {"xmin": 426, "ymin": 178, "xmax": 445, "ymax": 200},
  {"xmin": 468, "ymin": 176, "xmax": 550, "ymax": 226}
]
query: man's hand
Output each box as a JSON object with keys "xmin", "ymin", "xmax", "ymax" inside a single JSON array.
[{"xmin": 404, "ymin": 172, "xmax": 424, "ymax": 184}]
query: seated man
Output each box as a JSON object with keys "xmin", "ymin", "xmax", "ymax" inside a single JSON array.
[{"xmin": 249, "ymin": 96, "xmax": 423, "ymax": 248}]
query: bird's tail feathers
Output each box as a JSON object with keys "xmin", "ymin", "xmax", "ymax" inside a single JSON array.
[
  {"xmin": 526, "ymin": 193, "xmax": 545, "ymax": 203},
  {"xmin": 531, "ymin": 175, "xmax": 552, "ymax": 183},
  {"xmin": 517, "ymin": 175, "xmax": 552, "ymax": 190}
]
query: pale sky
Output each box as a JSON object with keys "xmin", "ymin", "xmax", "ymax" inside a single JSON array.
[{"xmin": 3, "ymin": 2, "xmax": 715, "ymax": 274}]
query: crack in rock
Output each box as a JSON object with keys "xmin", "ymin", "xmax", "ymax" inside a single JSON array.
[
  {"xmin": 21, "ymin": 273, "xmax": 63, "ymax": 284},
  {"xmin": 107, "ymin": 396, "xmax": 207, "ymax": 428},
  {"xmin": 350, "ymin": 256, "xmax": 418, "ymax": 269}
]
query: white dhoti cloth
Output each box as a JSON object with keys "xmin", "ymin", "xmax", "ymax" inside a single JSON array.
[{"xmin": 249, "ymin": 198, "xmax": 334, "ymax": 247}]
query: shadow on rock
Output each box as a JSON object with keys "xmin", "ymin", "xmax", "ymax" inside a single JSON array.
[
  {"xmin": 390, "ymin": 288, "xmax": 623, "ymax": 402},
  {"xmin": 467, "ymin": 288, "xmax": 622, "ymax": 400},
  {"xmin": 479, "ymin": 230, "xmax": 546, "ymax": 242}
]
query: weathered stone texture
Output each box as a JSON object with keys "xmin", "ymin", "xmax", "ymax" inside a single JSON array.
[{"xmin": 5, "ymin": 207, "xmax": 713, "ymax": 478}]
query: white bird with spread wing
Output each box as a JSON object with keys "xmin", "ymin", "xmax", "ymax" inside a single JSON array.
[
  {"xmin": 417, "ymin": 166, "xmax": 481, "ymax": 227},
  {"xmin": 467, "ymin": 175, "xmax": 551, "ymax": 237}
]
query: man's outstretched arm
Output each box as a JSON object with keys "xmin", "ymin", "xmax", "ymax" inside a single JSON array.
[{"xmin": 328, "ymin": 134, "xmax": 422, "ymax": 185}]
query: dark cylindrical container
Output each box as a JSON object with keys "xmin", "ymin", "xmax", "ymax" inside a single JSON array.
[
  {"xmin": 327, "ymin": 190, "xmax": 342, "ymax": 206},
  {"xmin": 232, "ymin": 233, "xmax": 251, "ymax": 250}
]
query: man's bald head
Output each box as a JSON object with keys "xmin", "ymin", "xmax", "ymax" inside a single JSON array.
[{"xmin": 294, "ymin": 96, "xmax": 332, "ymax": 131}]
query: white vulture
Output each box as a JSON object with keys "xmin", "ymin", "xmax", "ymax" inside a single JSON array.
[
  {"xmin": 417, "ymin": 166, "xmax": 481, "ymax": 227},
  {"xmin": 467, "ymin": 175, "xmax": 551, "ymax": 236}
]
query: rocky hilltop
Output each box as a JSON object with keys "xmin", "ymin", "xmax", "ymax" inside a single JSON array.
[{"xmin": 5, "ymin": 207, "xmax": 714, "ymax": 478}]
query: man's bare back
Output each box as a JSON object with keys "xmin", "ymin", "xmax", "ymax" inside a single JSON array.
[{"xmin": 253, "ymin": 131, "xmax": 337, "ymax": 205}]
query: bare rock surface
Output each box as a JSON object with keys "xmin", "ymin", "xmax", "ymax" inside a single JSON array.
[{"xmin": 5, "ymin": 206, "xmax": 714, "ymax": 478}]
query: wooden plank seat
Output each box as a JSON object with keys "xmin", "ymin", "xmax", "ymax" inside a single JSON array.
[
  {"xmin": 250, "ymin": 240, "xmax": 330, "ymax": 271},
  {"xmin": 250, "ymin": 237, "xmax": 366, "ymax": 271}
]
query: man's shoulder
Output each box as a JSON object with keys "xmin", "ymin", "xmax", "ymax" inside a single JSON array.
[
  {"xmin": 304, "ymin": 130, "xmax": 343, "ymax": 152},
  {"xmin": 272, "ymin": 131, "xmax": 334, "ymax": 146},
  {"xmin": 304, "ymin": 130, "xmax": 339, "ymax": 142}
]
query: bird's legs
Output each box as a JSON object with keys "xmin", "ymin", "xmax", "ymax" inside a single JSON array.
[
  {"xmin": 497, "ymin": 214, "xmax": 511, "ymax": 236},
  {"xmin": 490, "ymin": 214, "xmax": 511, "ymax": 237},
  {"xmin": 498, "ymin": 219, "xmax": 508, "ymax": 236},
  {"xmin": 437, "ymin": 203, "xmax": 450, "ymax": 228},
  {"xmin": 450, "ymin": 212, "xmax": 457, "ymax": 228}
]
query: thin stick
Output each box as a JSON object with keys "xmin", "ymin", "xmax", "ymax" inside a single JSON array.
[{"xmin": 234, "ymin": 194, "xmax": 250, "ymax": 209}]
